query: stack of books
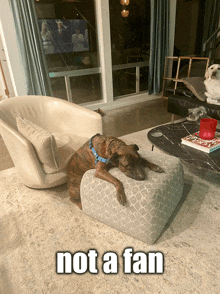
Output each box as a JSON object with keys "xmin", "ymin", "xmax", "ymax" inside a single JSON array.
[{"xmin": 181, "ymin": 132, "xmax": 220, "ymax": 153}]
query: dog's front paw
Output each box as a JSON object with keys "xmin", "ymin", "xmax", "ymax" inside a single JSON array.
[
  {"xmin": 116, "ymin": 187, "xmax": 127, "ymax": 206},
  {"xmin": 151, "ymin": 164, "xmax": 164, "ymax": 173}
]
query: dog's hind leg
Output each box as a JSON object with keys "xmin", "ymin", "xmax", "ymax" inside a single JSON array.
[
  {"xmin": 67, "ymin": 155, "xmax": 86, "ymax": 210},
  {"xmin": 67, "ymin": 178, "xmax": 82, "ymax": 209}
]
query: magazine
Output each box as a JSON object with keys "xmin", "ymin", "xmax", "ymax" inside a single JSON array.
[{"xmin": 181, "ymin": 132, "xmax": 220, "ymax": 153}]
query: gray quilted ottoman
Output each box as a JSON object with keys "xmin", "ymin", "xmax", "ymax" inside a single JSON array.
[{"xmin": 80, "ymin": 150, "xmax": 184, "ymax": 244}]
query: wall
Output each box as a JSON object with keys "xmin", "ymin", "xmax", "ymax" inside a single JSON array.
[
  {"xmin": 0, "ymin": 30, "xmax": 15, "ymax": 99},
  {"xmin": 0, "ymin": 0, "xmax": 27, "ymax": 96}
]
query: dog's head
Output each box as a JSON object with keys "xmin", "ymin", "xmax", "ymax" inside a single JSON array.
[
  {"xmin": 205, "ymin": 64, "xmax": 220, "ymax": 80},
  {"xmin": 187, "ymin": 106, "xmax": 208, "ymax": 123},
  {"xmin": 109, "ymin": 144, "xmax": 146, "ymax": 181}
]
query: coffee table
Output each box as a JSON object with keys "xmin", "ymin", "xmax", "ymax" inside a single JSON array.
[{"xmin": 147, "ymin": 121, "xmax": 220, "ymax": 173}]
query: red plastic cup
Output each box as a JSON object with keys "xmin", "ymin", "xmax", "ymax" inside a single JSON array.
[{"xmin": 199, "ymin": 118, "xmax": 217, "ymax": 140}]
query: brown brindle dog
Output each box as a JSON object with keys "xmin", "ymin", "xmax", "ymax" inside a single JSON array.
[{"xmin": 67, "ymin": 133, "xmax": 164, "ymax": 209}]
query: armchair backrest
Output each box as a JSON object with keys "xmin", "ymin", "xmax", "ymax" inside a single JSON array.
[
  {"xmin": 0, "ymin": 95, "xmax": 103, "ymax": 136},
  {"xmin": 0, "ymin": 96, "xmax": 53, "ymax": 131}
]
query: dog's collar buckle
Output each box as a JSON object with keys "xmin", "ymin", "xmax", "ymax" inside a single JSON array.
[{"xmin": 89, "ymin": 134, "xmax": 110, "ymax": 165}]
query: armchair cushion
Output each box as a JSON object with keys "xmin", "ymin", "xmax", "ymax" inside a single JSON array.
[
  {"xmin": 182, "ymin": 77, "xmax": 207, "ymax": 101},
  {"xmin": 48, "ymin": 133, "xmax": 78, "ymax": 173},
  {"xmin": 53, "ymin": 133, "xmax": 87, "ymax": 169},
  {"xmin": 16, "ymin": 116, "xmax": 59, "ymax": 173}
]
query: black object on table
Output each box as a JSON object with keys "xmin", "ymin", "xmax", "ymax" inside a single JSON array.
[{"xmin": 147, "ymin": 121, "xmax": 220, "ymax": 174}]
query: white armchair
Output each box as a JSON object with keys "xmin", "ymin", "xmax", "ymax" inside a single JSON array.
[{"xmin": 0, "ymin": 95, "xmax": 103, "ymax": 189}]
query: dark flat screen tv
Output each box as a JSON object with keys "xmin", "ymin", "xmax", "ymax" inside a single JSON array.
[{"xmin": 38, "ymin": 19, "xmax": 89, "ymax": 54}]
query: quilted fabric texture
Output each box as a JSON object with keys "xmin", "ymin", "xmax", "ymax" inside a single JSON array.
[{"xmin": 81, "ymin": 150, "xmax": 184, "ymax": 244}]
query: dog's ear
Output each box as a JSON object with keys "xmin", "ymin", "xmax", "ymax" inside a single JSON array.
[
  {"xmin": 110, "ymin": 152, "xmax": 120, "ymax": 166},
  {"xmin": 130, "ymin": 144, "xmax": 139, "ymax": 151}
]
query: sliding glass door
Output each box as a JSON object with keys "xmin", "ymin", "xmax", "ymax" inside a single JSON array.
[
  {"xmin": 35, "ymin": 0, "xmax": 102, "ymax": 104},
  {"xmin": 35, "ymin": 0, "xmax": 151, "ymax": 104},
  {"xmin": 33, "ymin": 0, "xmax": 152, "ymax": 106},
  {"xmin": 109, "ymin": 0, "xmax": 150, "ymax": 98}
]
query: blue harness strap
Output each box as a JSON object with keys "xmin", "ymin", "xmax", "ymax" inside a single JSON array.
[{"xmin": 89, "ymin": 134, "xmax": 110, "ymax": 165}]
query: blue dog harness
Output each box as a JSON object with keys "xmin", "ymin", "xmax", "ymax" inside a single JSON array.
[{"xmin": 89, "ymin": 134, "xmax": 110, "ymax": 165}]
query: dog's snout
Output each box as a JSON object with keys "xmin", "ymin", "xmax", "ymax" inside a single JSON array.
[{"xmin": 125, "ymin": 165, "xmax": 146, "ymax": 181}]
